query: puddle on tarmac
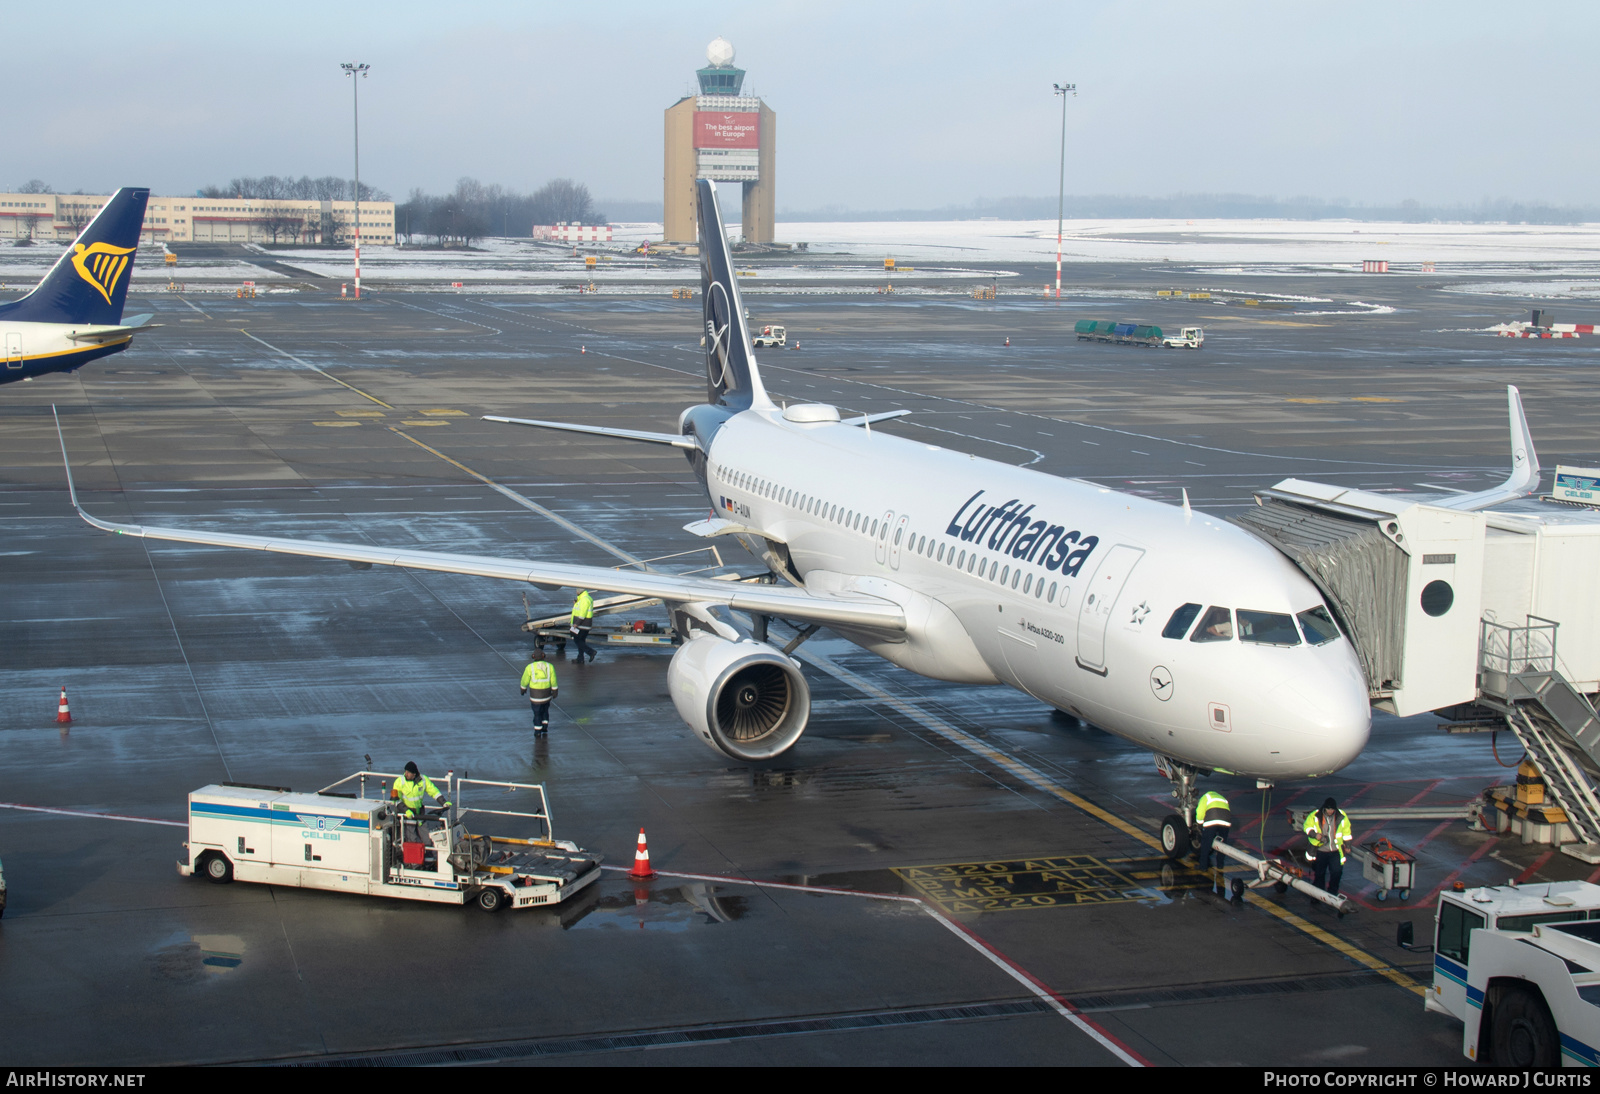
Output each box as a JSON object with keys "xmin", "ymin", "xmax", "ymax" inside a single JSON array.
[
  {"xmin": 149, "ymin": 932, "xmax": 245, "ymax": 982},
  {"xmin": 563, "ymin": 881, "xmax": 751, "ymax": 932}
]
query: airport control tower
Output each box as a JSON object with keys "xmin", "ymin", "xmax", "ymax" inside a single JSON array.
[{"xmin": 663, "ymin": 38, "xmax": 776, "ymax": 245}]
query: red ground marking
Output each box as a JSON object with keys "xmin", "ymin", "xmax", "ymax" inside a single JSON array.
[{"xmin": 1514, "ymin": 850, "xmax": 1555, "ymax": 885}]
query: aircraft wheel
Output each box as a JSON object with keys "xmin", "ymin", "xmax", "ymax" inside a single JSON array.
[{"xmin": 1160, "ymin": 815, "xmax": 1190, "ymax": 861}]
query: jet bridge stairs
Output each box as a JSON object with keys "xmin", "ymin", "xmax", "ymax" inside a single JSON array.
[{"xmin": 1477, "ymin": 617, "xmax": 1600, "ymax": 864}]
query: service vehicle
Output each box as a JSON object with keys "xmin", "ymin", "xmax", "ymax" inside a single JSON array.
[
  {"xmin": 1161, "ymin": 326, "xmax": 1204, "ymax": 349},
  {"xmin": 1422, "ymin": 879, "xmax": 1600, "ymax": 1065},
  {"xmin": 752, "ymin": 324, "xmax": 786, "ymax": 348},
  {"xmin": 178, "ymin": 769, "xmax": 602, "ymax": 912}
]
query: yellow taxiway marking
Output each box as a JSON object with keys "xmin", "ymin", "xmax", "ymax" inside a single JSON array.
[
  {"xmin": 419, "ymin": 408, "xmax": 467, "ymax": 416},
  {"xmin": 335, "ymin": 408, "xmax": 386, "ymax": 417},
  {"xmin": 1352, "ymin": 396, "xmax": 1399, "ymax": 402},
  {"xmin": 312, "ymin": 421, "xmax": 363, "ymax": 427},
  {"xmin": 399, "ymin": 419, "xmax": 449, "ymax": 427},
  {"xmin": 239, "ymin": 329, "xmax": 394, "ymax": 409}
]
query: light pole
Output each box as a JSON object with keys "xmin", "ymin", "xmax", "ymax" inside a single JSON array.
[
  {"xmin": 341, "ymin": 62, "xmax": 369, "ymax": 299},
  {"xmin": 1052, "ymin": 82, "xmax": 1076, "ymax": 301}
]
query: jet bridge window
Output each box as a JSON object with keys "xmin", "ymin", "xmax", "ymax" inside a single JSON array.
[
  {"xmin": 1162, "ymin": 603, "xmax": 1202, "ymax": 639},
  {"xmin": 1237, "ymin": 610, "xmax": 1301, "ymax": 647},
  {"xmin": 1437, "ymin": 902, "xmax": 1485, "ymax": 964},
  {"xmin": 1297, "ymin": 606, "xmax": 1340, "ymax": 646},
  {"xmin": 1190, "ymin": 606, "xmax": 1233, "ymax": 642}
]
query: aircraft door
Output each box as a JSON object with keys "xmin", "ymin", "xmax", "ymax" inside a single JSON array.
[
  {"xmin": 874, "ymin": 510, "xmax": 894, "ymax": 565},
  {"xmin": 5, "ymin": 332, "xmax": 20, "ymax": 370},
  {"xmin": 888, "ymin": 515, "xmax": 909, "ymax": 570},
  {"xmin": 1074, "ymin": 544, "xmax": 1145, "ymax": 673}
]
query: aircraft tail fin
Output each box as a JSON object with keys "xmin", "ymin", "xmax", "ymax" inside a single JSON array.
[
  {"xmin": 697, "ymin": 179, "xmax": 771, "ymax": 410},
  {"xmin": 0, "ymin": 187, "xmax": 151, "ymax": 326}
]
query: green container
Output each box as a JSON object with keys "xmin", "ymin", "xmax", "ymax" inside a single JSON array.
[{"xmin": 1074, "ymin": 320, "xmax": 1097, "ymax": 334}]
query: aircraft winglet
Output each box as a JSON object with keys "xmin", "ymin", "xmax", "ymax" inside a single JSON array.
[{"xmin": 1434, "ymin": 385, "xmax": 1542, "ymax": 511}]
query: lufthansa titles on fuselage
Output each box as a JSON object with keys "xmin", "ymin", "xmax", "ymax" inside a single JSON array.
[{"xmin": 945, "ymin": 490, "xmax": 1100, "ymax": 578}]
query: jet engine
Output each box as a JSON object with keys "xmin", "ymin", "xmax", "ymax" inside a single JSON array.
[{"xmin": 667, "ymin": 635, "xmax": 811, "ymax": 761}]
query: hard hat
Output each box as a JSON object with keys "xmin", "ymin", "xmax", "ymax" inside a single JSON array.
[{"xmin": 405, "ymin": 761, "xmax": 419, "ymax": 776}]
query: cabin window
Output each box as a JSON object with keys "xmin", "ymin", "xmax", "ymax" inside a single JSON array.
[
  {"xmin": 1298, "ymin": 606, "xmax": 1340, "ymax": 645},
  {"xmin": 967, "ymin": 554, "xmax": 976, "ymax": 573},
  {"xmin": 1048, "ymin": 581, "xmax": 1058, "ymax": 602},
  {"xmin": 957, "ymin": 550, "xmax": 965, "ymax": 568},
  {"xmin": 1238, "ymin": 610, "xmax": 1301, "ymax": 646},
  {"xmin": 894, "ymin": 528, "xmax": 903, "ymax": 545},
  {"xmin": 1000, "ymin": 565, "xmax": 1010, "ymax": 585},
  {"xmin": 1162, "ymin": 603, "xmax": 1203, "ymax": 640},
  {"xmin": 830, "ymin": 506, "xmax": 837, "ymax": 521},
  {"xmin": 1011, "ymin": 570, "xmax": 1021, "ymax": 590},
  {"xmin": 1190, "ymin": 606, "xmax": 1233, "ymax": 642},
  {"xmin": 937, "ymin": 543, "xmax": 945, "ymax": 562},
  {"xmin": 872, "ymin": 520, "xmax": 880, "ymax": 536},
  {"xmin": 1023, "ymin": 574, "xmax": 1032, "ymax": 594}
]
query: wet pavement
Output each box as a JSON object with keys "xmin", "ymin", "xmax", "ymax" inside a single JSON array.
[{"xmin": 1, "ymin": 258, "xmax": 1597, "ymax": 1065}]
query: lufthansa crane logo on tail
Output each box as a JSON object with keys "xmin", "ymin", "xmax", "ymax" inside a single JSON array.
[{"xmin": 71, "ymin": 242, "xmax": 136, "ymax": 305}]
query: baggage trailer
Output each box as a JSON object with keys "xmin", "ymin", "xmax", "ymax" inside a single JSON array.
[
  {"xmin": 178, "ymin": 770, "xmax": 602, "ymax": 913},
  {"xmin": 1420, "ymin": 880, "xmax": 1600, "ymax": 1065}
]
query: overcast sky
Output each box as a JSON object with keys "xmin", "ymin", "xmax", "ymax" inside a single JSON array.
[{"xmin": 15, "ymin": 1, "xmax": 1599, "ymax": 211}]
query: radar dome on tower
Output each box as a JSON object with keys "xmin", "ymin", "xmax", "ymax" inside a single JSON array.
[{"xmin": 706, "ymin": 37, "xmax": 736, "ymax": 68}]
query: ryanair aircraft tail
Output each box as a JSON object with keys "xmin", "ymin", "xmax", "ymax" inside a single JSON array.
[
  {"xmin": 697, "ymin": 179, "xmax": 770, "ymax": 410},
  {"xmin": 0, "ymin": 187, "xmax": 150, "ymax": 326}
]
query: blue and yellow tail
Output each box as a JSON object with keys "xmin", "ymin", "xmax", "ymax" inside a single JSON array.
[{"xmin": 0, "ymin": 187, "xmax": 150, "ymax": 325}]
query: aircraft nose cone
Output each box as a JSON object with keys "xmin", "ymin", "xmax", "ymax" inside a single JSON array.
[{"xmin": 1268, "ymin": 666, "xmax": 1371, "ymax": 774}]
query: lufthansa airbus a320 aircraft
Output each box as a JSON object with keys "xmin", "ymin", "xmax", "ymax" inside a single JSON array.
[
  {"xmin": 58, "ymin": 180, "xmax": 1537, "ymax": 837},
  {"xmin": 1, "ymin": 187, "xmax": 153, "ymax": 383}
]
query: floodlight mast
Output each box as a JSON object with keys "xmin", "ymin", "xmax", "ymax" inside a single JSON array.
[
  {"xmin": 1052, "ymin": 82, "xmax": 1076, "ymax": 301},
  {"xmin": 341, "ymin": 63, "xmax": 370, "ymax": 299}
]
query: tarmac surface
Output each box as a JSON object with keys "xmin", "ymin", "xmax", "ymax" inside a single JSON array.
[{"xmin": 1, "ymin": 253, "xmax": 1597, "ymax": 1066}]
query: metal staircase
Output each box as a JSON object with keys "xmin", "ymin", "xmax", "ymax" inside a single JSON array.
[{"xmin": 1478, "ymin": 617, "xmax": 1600, "ymax": 861}]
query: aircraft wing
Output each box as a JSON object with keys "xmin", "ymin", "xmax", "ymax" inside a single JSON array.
[
  {"xmin": 482, "ymin": 415, "xmax": 700, "ymax": 450},
  {"xmin": 56, "ymin": 414, "xmax": 903, "ymax": 634},
  {"xmin": 1430, "ymin": 385, "xmax": 1541, "ymax": 512}
]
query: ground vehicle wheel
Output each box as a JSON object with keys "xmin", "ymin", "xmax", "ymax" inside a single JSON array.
[
  {"xmin": 1160, "ymin": 815, "xmax": 1191, "ymax": 861},
  {"xmin": 201, "ymin": 852, "xmax": 234, "ymax": 885},
  {"xmin": 1377, "ymin": 889, "xmax": 1387, "ymax": 901},
  {"xmin": 1399, "ymin": 889, "xmax": 1410, "ymax": 901},
  {"xmin": 1273, "ymin": 880, "xmax": 1289, "ymax": 895},
  {"xmin": 475, "ymin": 887, "xmax": 506, "ymax": 913},
  {"xmin": 1490, "ymin": 984, "xmax": 1559, "ymax": 1066}
]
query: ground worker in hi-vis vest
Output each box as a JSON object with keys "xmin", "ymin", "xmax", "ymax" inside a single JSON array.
[
  {"xmin": 520, "ymin": 650, "xmax": 558, "ymax": 737},
  {"xmin": 571, "ymin": 589, "xmax": 596, "ymax": 663},
  {"xmin": 1195, "ymin": 790, "xmax": 1232, "ymax": 870},
  {"xmin": 1303, "ymin": 796, "xmax": 1353, "ymax": 896},
  {"xmin": 393, "ymin": 761, "xmax": 448, "ymax": 840}
]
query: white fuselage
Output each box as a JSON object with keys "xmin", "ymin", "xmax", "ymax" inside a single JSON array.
[
  {"xmin": 700, "ymin": 404, "xmax": 1371, "ymax": 780},
  {"xmin": 0, "ymin": 320, "xmax": 132, "ymax": 381}
]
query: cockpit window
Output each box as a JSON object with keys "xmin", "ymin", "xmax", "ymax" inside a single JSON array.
[
  {"xmin": 1297, "ymin": 605, "xmax": 1341, "ymax": 646},
  {"xmin": 1190, "ymin": 606, "xmax": 1233, "ymax": 642},
  {"xmin": 1237, "ymin": 610, "xmax": 1301, "ymax": 646},
  {"xmin": 1162, "ymin": 603, "xmax": 1202, "ymax": 639}
]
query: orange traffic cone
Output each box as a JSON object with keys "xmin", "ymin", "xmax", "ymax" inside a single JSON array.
[
  {"xmin": 56, "ymin": 687, "xmax": 71, "ymax": 724},
  {"xmin": 1004, "ymin": 336, "xmax": 1011, "ymax": 347},
  {"xmin": 628, "ymin": 828, "xmax": 656, "ymax": 879},
  {"xmin": 580, "ymin": 345, "xmax": 586, "ymax": 354}
]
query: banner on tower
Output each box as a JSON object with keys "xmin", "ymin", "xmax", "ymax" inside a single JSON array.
[{"xmin": 694, "ymin": 111, "xmax": 760, "ymax": 149}]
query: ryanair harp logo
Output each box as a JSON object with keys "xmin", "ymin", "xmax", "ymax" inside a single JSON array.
[{"xmin": 71, "ymin": 242, "xmax": 135, "ymax": 305}]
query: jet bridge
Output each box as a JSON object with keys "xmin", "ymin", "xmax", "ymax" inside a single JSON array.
[{"xmin": 1233, "ymin": 433, "xmax": 1600, "ymax": 860}]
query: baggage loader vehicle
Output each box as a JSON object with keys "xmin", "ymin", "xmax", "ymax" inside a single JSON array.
[{"xmin": 177, "ymin": 769, "xmax": 602, "ymax": 912}]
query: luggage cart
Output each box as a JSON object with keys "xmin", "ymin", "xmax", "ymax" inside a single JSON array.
[{"xmin": 1351, "ymin": 838, "xmax": 1416, "ymax": 902}]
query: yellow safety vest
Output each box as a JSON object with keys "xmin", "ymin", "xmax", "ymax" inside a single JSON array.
[
  {"xmin": 394, "ymin": 773, "xmax": 441, "ymax": 817},
  {"xmin": 1303, "ymin": 809, "xmax": 1353, "ymax": 863},
  {"xmin": 521, "ymin": 660, "xmax": 557, "ymax": 698},
  {"xmin": 572, "ymin": 591, "xmax": 594, "ymax": 626},
  {"xmin": 1196, "ymin": 791, "xmax": 1232, "ymax": 827}
]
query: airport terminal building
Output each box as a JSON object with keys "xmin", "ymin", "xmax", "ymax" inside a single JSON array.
[{"xmin": 0, "ymin": 192, "xmax": 395, "ymax": 246}]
